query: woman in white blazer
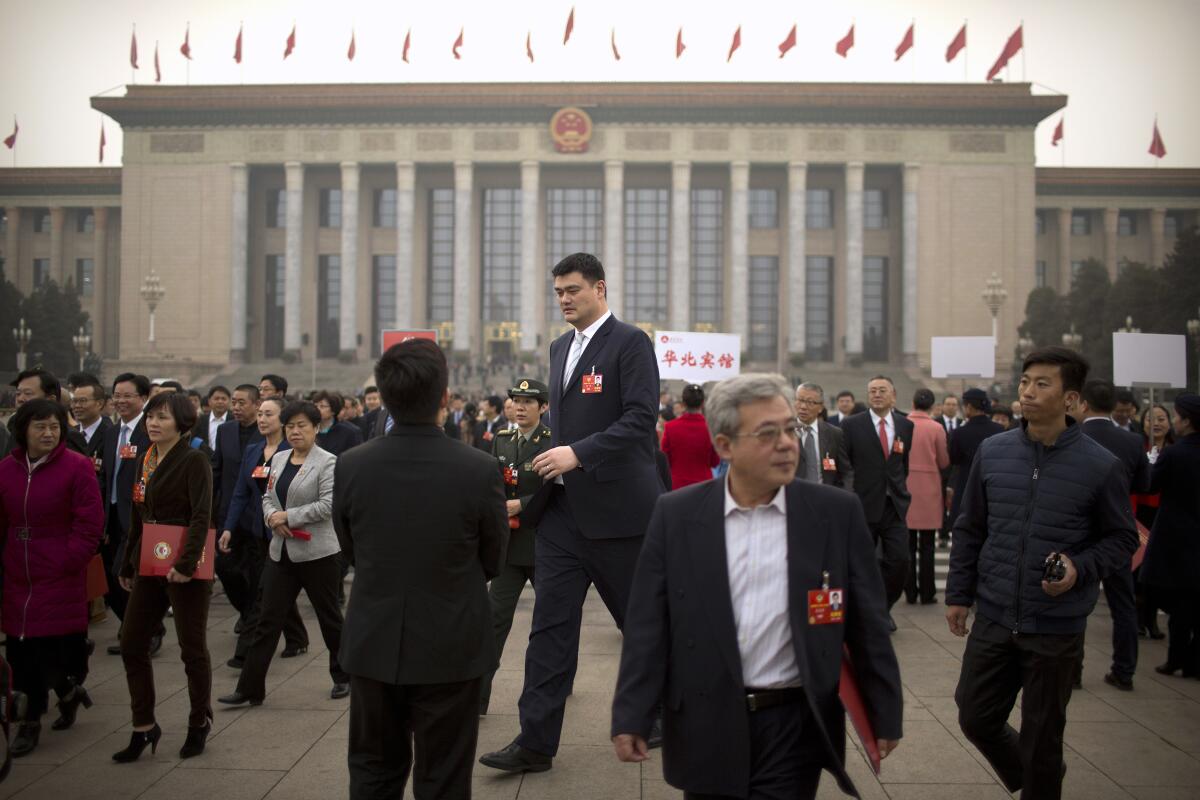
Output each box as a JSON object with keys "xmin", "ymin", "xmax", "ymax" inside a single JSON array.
[{"xmin": 218, "ymin": 401, "xmax": 350, "ymax": 706}]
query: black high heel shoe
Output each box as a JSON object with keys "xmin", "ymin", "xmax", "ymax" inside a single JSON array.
[
  {"xmin": 52, "ymin": 685, "xmax": 94, "ymax": 730},
  {"xmin": 112, "ymin": 724, "xmax": 162, "ymax": 762},
  {"xmin": 179, "ymin": 720, "xmax": 210, "ymax": 759}
]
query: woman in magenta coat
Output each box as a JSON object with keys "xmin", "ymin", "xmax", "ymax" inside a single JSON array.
[
  {"xmin": 660, "ymin": 385, "xmax": 720, "ymax": 490},
  {"xmin": 904, "ymin": 389, "xmax": 950, "ymax": 604},
  {"xmin": 0, "ymin": 399, "xmax": 104, "ymax": 757}
]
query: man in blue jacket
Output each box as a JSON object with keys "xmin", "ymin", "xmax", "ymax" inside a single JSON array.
[{"xmin": 946, "ymin": 347, "xmax": 1138, "ymax": 800}]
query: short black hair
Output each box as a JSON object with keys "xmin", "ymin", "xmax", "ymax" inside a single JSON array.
[
  {"xmin": 12, "ymin": 368, "xmax": 60, "ymax": 400},
  {"xmin": 991, "ymin": 407, "xmax": 1014, "ymax": 421},
  {"xmin": 942, "ymin": 394, "xmax": 958, "ymax": 402},
  {"xmin": 233, "ymin": 383, "xmax": 261, "ymax": 400},
  {"xmin": 112, "ymin": 372, "xmax": 151, "ymax": 397},
  {"xmin": 868, "ymin": 375, "xmax": 895, "ymax": 389},
  {"xmin": 913, "ymin": 388, "xmax": 935, "ymax": 411},
  {"xmin": 551, "ymin": 252, "xmax": 605, "ymax": 286},
  {"xmin": 312, "ymin": 390, "xmax": 343, "ymax": 413},
  {"xmin": 1114, "ymin": 389, "xmax": 1139, "ymax": 410},
  {"xmin": 1081, "ymin": 379, "xmax": 1117, "ymax": 414},
  {"xmin": 682, "ymin": 384, "xmax": 705, "ymax": 410},
  {"xmin": 260, "ymin": 374, "xmax": 288, "ymax": 395},
  {"xmin": 280, "ymin": 400, "xmax": 321, "ymax": 428},
  {"xmin": 11, "ymin": 398, "xmax": 70, "ymax": 451},
  {"xmin": 206, "ymin": 385, "xmax": 231, "ymax": 400},
  {"xmin": 484, "ymin": 395, "xmax": 504, "ymax": 415},
  {"xmin": 186, "ymin": 389, "xmax": 203, "ymax": 401},
  {"xmin": 375, "ymin": 338, "xmax": 448, "ymax": 425},
  {"xmin": 157, "ymin": 380, "xmax": 185, "ymax": 393},
  {"xmin": 70, "ymin": 375, "xmax": 105, "ymax": 401},
  {"xmin": 1021, "ymin": 346, "xmax": 1090, "ymax": 394},
  {"xmin": 836, "ymin": 390, "xmax": 855, "ymax": 401},
  {"xmin": 364, "ymin": 385, "xmax": 379, "ymax": 396},
  {"xmin": 144, "ymin": 391, "xmax": 198, "ymax": 436}
]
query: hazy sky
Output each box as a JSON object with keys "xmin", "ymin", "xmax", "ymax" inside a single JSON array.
[{"xmin": 1, "ymin": 0, "xmax": 1197, "ymax": 168}]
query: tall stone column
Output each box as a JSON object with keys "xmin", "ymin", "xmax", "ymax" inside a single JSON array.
[
  {"xmin": 670, "ymin": 160, "xmax": 691, "ymax": 330},
  {"xmin": 229, "ymin": 163, "xmax": 249, "ymax": 360},
  {"xmin": 92, "ymin": 206, "xmax": 109, "ymax": 357},
  {"xmin": 1103, "ymin": 207, "xmax": 1119, "ymax": 279},
  {"xmin": 603, "ymin": 161, "xmax": 624, "ymax": 317},
  {"xmin": 844, "ymin": 162, "xmax": 865, "ymax": 360},
  {"xmin": 730, "ymin": 161, "xmax": 750, "ymax": 344},
  {"xmin": 1057, "ymin": 207, "xmax": 1072, "ymax": 293},
  {"xmin": 1149, "ymin": 207, "xmax": 1166, "ymax": 267},
  {"xmin": 49, "ymin": 207, "xmax": 65, "ymax": 283},
  {"xmin": 339, "ymin": 161, "xmax": 360, "ymax": 360},
  {"xmin": 283, "ymin": 161, "xmax": 304, "ymax": 358},
  {"xmin": 902, "ymin": 163, "xmax": 920, "ymax": 363},
  {"xmin": 394, "ymin": 161, "xmax": 416, "ymax": 330},
  {"xmin": 787, "ymin": 162, "xmax": 808, "ymax": 357},
  {"xmin": 452, "ymin": 160, "xmax": 473, "ymax": 354},
  {"xmin": 520, "ymin": 161, "xmax": 540, "ymax": 353}
]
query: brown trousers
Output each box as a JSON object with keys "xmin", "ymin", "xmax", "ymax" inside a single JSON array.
[{"xmin": 121, "ymin": 576, "xmax": 212, "ymax": 728}]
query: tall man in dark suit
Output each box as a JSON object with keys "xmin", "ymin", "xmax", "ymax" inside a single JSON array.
[
  {"xmin": 933, "ymin": 394, "xmax": 963, "ymax": 434},
  {"xmin": 946, "ymin": 389, "xmax": 1006, "ymax": 532},
  {"xmin": 443, "ymin": 393, "xmax": 467, "ymax": 439},
  {"xmin": 472, "ymin": 395, "xmax": 505, "ymax": 451},
  {"xmin": 211, "ymin": 384, "xmax": 263, "ymax": 628},
  {"xmin": 793, "ymin": 382, "xmax": 853, "ymax": 489},
  {"xmin": 841, "ymin": 375, "xmax": 914, "ymax": 617},
  {"xmin": 334, "ymin": 338, "xmax": 508, "ymax": 799},
  {"xmin": 69, "ymin": 377, "xmax": 113, "ymax": 483},
  {"xmin": 193, "ymin": 385, "xmax": 231, "ymax": 452},
  {"xmin": 480, "ymin": 252, "xmax": 664, "ymax": 774},
  {"xmin": 611, "ymin": 373, "xmax": 902, "ymax": 798}
]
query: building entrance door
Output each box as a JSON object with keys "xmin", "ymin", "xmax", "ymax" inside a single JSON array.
[
  {"xmin": 317, "ymin": 255, "xmax": 341, "ymax": 358},
  {"xmin": 264, "ymin": 256, "xmax": 285, "ymax": 359}
]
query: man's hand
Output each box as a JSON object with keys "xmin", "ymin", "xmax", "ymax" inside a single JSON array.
[
  {"xmin": 532, "ymin": 446, "xmax": 580, "ymax": 481},
  {"xmin": 1042, "ymin": 553, "xmax": 1078, "ymax": 597},
  {"xmin": 166, "ymin": 567, "xmax": 192, "ymax": 584},
  {"xmin": 946, "ymin": 604, "xmax": 970, "ymax": 637},
  {"xmin": 219, "ymin": 530, "xmax": 233, "ymax": 553},
  {"xmin": 612, "ymin": 734, "xmax": 650, "ymax": 763},
  {"xmin": 505, "ymin": 499, "xmax": 522, "ymax": 517},
  {"xmin": 877, "ymin": 739, "xmax": 900, "ymax": 760},
  {"xmin": 118, "ymin": 575, "xmax": 133, "ymax": 592}
]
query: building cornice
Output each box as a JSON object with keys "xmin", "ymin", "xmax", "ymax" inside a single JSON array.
[
  {"xmin": 0, "ymin": 168, "xmax": 122, "ymax": 197},
  {"xmin": 1036, "ymin": 167, "xmax": 1200, "ymax": 198}
]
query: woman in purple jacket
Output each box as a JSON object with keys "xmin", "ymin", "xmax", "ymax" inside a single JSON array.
[{"xmin": 0, "ymin": 399, "xmax": 104, "ymax": 756}]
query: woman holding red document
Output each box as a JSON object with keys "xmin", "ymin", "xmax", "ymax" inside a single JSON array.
[{"xmin": 113, "ymin": 391, "xmax": 214, "ymax": 762}]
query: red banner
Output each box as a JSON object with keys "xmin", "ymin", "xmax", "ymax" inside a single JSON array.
[{"xmin": 381, "ymin": 329, "xmax": 439, "ymax": 352}]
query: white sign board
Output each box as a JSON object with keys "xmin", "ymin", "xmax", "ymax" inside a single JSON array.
[
  {"xmin": 654, "ymin": 330, "xmax": 742, "ymax": 383},
  {"xmin": 930, "ymin": 337, "xmax": 996, "ymax": 379},
  {"xmin": 1113, "ymin": 332, "xmax": 1187, "ymax": 389}
]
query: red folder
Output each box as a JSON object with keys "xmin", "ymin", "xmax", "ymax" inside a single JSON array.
[
  {"xmin": 86, "ymin": 554, "xmax": 108, "ymax": 600},
  {"xmin": 139, "ymin": 523, "xmax": 216, "ymax": 580},
  {"xmin": 839, "ymin": 645, "xmax": 881, "ymax": 775},
  {"xmin": 1131, "ymin": 520, "xmax": 1151, "ymax": 571}
]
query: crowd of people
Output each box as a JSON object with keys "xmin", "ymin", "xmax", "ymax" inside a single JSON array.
[{"xmin": 0, "ymin": 250, "xmax": 1197, "ymax": 800}]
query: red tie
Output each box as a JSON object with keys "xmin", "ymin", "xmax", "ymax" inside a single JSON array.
[{"xmin": 878, "ymin": 418, "xmax": 889, "ymax": 458}]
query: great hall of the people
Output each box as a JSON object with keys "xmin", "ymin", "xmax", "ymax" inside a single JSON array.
[{"xmin": 1, "ymin": 82, "xmax": 1198, "ymax": 381}]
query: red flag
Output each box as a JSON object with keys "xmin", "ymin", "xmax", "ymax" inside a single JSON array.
[
  {"xmin": 986, "ymin": 24, "xmax": 1023, "ymax": 81},
  {"xmin": 234, "ymin": 23, "xmax": 243, "ymax": 63},
  {"xmin": 611, "ymin": 28, "xmax": 621, "ymax": 61},
  {"xmin": 154, "ymin": 42, "xmax": 161, "ymax": 82},
  {"xmin": 402, "ymin": 29, "xmax": 411, "ymax": 63},
  {"xmin": 727, "ymin": 25, "xmax": 741, "ymax": 63},
  {"xmin": 526, "ymin": 31, "xmax": 534, "ymax": 63},
  {"xmin": 563, "ymin": 7, "xmax": 575, "ymax": 45},
  {"xmin": 675, "ymin": 27, "xmax": 685, "ymax": 59},
  {"xmin": 895, "ymin": 23, "xmax": 913, "ymax": 61},
  {"xmin": 3, "ymin": 117, "xmax": 16, "ymax": 150},
  {"xmin": 99, "ymin": 123, "xmax": 106, "ymax": 163},
  {"xmin": 1149, "ymin": 119, "xmax": 1167, "ymax": 159},
  {"xmin": 1051, "ymin": 118, "xmax": 1063, "ymax": 147},
  {"xmin": 180, "ymin": 23, "xmax": 192, "ymax": 60},
  {"xmin": 284, "ymin": 24, "xmax": 296, "ymax": 59},
  {"xmin": 452, "ymin": 28, "xmax": 463, "ymax": 60},
  {"xmin": 836, "ymin": 24, "xmax": 854, "ymax": 58},
  {"xmin": 778, "ymin": 24, "xmax": 797, "ymax": 59},
  {"xmin": 946, "ymin": 23, "xmax": 966, "ymax": 62},
  {"xmin": 348, "ymin": 29, "xmax": 356, "ymax": 61},
  {"xmin": 130, "ymin": 27, "xmax": 139, "ymax": 69}
]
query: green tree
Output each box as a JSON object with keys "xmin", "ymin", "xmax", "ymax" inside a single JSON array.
[
  {"xmin": 1105, "ymin": 262, "xmax": 1168, "ymax": 335},
  {"xmin": 1067, "ymin": 259, "xmax": 1113, "ymax": 380},
  {"xmin": 1157, "ymin": 226, "xmax": 1200, "ymax": 389},
  {"xmin": 19, "ymin": 279, "xmax": 89, "ymax": 378},
  {"xmin": 0, "ymin": 264, "xmax": 21, "ymax": 371}
]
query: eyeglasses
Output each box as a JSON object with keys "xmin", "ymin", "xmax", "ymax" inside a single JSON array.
[
  {"xmin": 733, "ymin": 423, "xmax": 802, "ymax": 444},
  {"xmin": 794, "ymin": 398, "xmax": 823, "ymax": 407}
]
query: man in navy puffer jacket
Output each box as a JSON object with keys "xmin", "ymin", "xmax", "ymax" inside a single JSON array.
[{"xmin": 946, "ymin": 346, "xmax": 1138, "ymax": 800}]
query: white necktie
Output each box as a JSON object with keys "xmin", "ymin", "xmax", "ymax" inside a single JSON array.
[{"xmin": 563, "ymin": 332, "xmax": 586, "ymax": 392}]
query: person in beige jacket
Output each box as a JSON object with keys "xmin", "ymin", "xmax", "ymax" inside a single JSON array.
[{"xmin": 905, "ymin": 388, "xmax": 950, "ymax": 605}]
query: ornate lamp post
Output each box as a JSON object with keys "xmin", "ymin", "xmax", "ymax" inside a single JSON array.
[
  {"xmin": 12, "ymin": 318, "xmax": 32, "ymax": 371},
  {"xmin": 1061, "ymin": 324, "xmax": 1083, "ymax": 351},
  {"xmin": 139, "ymin": 270, "xmax": 166, "ymax": 349},
  {"xmin": 72, "ymin": 326, "xmax": 92, "ymax": 371},
  {"xmin": 1017, "ymin": 335, "xmax": 1035, "ymax": 360},
  {"xmin": 981, "ymin": 272, "xmax": 1008, "ymax": 347},
  {"xmin": 1117, "ymin": 316, "xmax": 1140, "ymax": 335},
  {"xmin": 1186, "ymin": 309, "xmax": 1199, "ymax": 392}
]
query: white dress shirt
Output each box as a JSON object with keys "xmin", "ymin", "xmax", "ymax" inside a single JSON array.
[
  {"xmin": 207, "ymin": 411, "xmax": 228, "ymax": 450},
  {"xmin": 556, "ymin": 309, "xmax": 612, "ymax": 485},
  {"xmin": 79, "ymin": 417, "xmax": 104, "ymax": 447},
  {"xmin": 723, "ymin": 477, "xmax": 801, "ymax": 689},
  {"xmin": 869, "ymin": 408, "xmax": 895, "ymax": 452}
]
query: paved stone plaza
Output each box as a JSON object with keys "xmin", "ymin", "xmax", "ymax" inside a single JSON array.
[{"xmin": 5, "ymin": 584, "xmax": 1200, "ymax": 800}]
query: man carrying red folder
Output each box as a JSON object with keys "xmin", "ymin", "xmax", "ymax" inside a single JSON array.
[{"xmin": 611, "ymin": 374, "xmax": 903, "ymax": 799}]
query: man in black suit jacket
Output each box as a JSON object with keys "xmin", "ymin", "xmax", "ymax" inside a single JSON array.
[
  {"xmin": 611, "ymin": 374, "xmax": 902, "ymax": 797},
  {"xmin": 69, "ymin": 378, "xmax": 113, "ymax": 483},
  {"xmin": 472, "ymin": 395, "xmax": 506, "ymax": 451},
  {"xmin": 794, "ymin": 382, "xmax": 853, "ymax": 489},
  {"xmin": 211, "ymin": 384, "xmax": 263, "ymax": 623},
  {"xmin": 442, "ymin": 393, "xmax": 467, "ymax": 439},
  {"xmin": 841, "ymin": 376, "xmax": 915, "ymax": 614},
  {"xmin": 480, "ymin": 252, "xmax": 663, "ymax": 774},
  {"xmin": 192, "ymin": 385, "xmax": 231, "ymax": 452},
  {"xmin": 334, "ymin": 338, "xmax": 508, "ymax": 799},
  {"xmin": 947, "ymin": 389, "xmax": 1006, "ymax": 529}
]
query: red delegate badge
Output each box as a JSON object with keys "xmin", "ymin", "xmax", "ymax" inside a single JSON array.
[
  {"xmin": 808, "ymin": 588, "xmax": 845, "ymax": 625},
  {"xmin": 822, "ymin": 456, "xmax": 837, "ymax": 472},
  {"xmin": 119, "ymin": 444, "xmax": 138, "ymax": 459},
  {"xmin": 132, "ymin": 481, "xmax": 146, "ymax": 504},
  {"xmin": 252, "ymin": 465, "xmax": 270, "ymax": 479},
  {"xmin": 582, "ymin": 373, "xmax": 603, "ymax": 394}
]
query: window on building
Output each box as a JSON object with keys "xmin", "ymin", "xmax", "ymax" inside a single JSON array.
[
  {"xmin": 33, "ymin": 210, "xmax": 51, "ymax": 234},
  {"xmin": 1071, "ymin": 212, "xmax": 1091, "ymax": 236},
  {"xmin": 806, "ymin": 189, "xmax": 833, "ymax": 229},
  {"xmin": 319, "ymin": 189, "xmax": 342, "ymax": 228},
  {"xmin": 1165, "ymin": 213, "xmax": 1180, "ymax": 241},
  {"xmin": 76, "ymin": 258, "xmax": 94, "ymax": 297},
  {"xmin": 77, "ymin": 211, "xmax": 95, "ymax": 233},
  {"xmin": 1070, "ymin": 260, "xmax": 1084, "ymax": 280},
  {"xmin": 1118, "ymin": 212, "xmax": 1137, "ymax": 237},
  {"xmin": 691, "ymin": 188, "xmax": 724, "ymax": 328},
  {"xmin": 264, "ymin": 255, "xmax": 286, "ymax": 358},
  {"xmin": 482, "ymin": 188, "xmax": 521, "ymax": 322},
  {"xmin": 317, "ymin": 254, "xmax": 341, "ymax": 357},
  {"xmin": 748, "ymin": 256, "xmax": 779, "ymax": 362},
  {"xmin": 863, "ymin": 256, "xmax": 889, "ymax": 361},
  {"xmin": 266, "ymin": 190, "xmax": 286, "ymax": 228},
  {"xmin": 374, "ymin": 189, "xmax": 397, "ymax": 228},
  {"xmin": 545, "ymin": 188, "xmax": 603, "ymax": 323},
  {"xmin": 748, "ymin": 189, "xmax": 778, "ymax": 229},
  {"xmin": 1035, "ymin": 260, "xmax": 1047, "ymax": 288},
  {"xmin": 33, "ymin": 258, "xmax": 50, "ymax": 288},
  {"xmin": 1035, "ymin": 211, "xmax": 1046, "ymax": 235},
  {"xmin": 864, "ymin": 189, "xmax": 888, "ymax": 230},
  {"xmin": 624, "ymin": 188, "xmax": 670, "ymax": 325},
  {"xmin": 372, "ymin": 255, "xmax": 397, "ymax": 356},
  {"xmin": 1116, "ymin": 259, "xmax": 1129, "ymax": 278},
  {"xmin": 806, "ymin": 257, "xmax": 834, "ymax": 361},
  {"xmin": 427, "ymin": 189, "xmax": 455, "ymax": 324}
]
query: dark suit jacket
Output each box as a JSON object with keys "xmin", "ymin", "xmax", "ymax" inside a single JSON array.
[
  {"xmin": 796, "ymin": 419, "xmax": 854, "ymax": 490},
  {"xmin": 333, "ymin": 424, "xmax": 508, "ymax": 685},
  {"xmin": 359, "ymin": 408, "xmax": 381, "ymax": 440},
  {"xmin": 947, "ymin": 415, "xmax": 1006, "ymax": 524},
  {"xmin": 79, "ymin": 417, "xmax": 113, "ymax": 492},
  {"xmin": 443, "ymin": 409, "xmax": 466, "ymax": 440},
  {"xmin": 211, "ymin": 420, "xmax": 263, "ymax": 532},
  {"xmin": 544, "ymin": 313, "xmax": 662, "ymax": 540},
  {"xmin": 472, "ymin": 417, "xmax": 504, "ymax": 452},
  {"xmin": 1081, "ymin": 418, "xmax": 1151, "ymax": 495},
  {"xmin": 611, "ymin": 478, "xmax": 903, "ymax": 797},
  {"xmin": 1142, "ymin": 432, "xmax": 1200, "ymax": 592},
  {"xmin": 101, "ymin": 415, "xmax": 151, "ymax": 536},
  {"xmin": 192, "ymin": 412, "xmax": 229, "ymax": 452},
  {"xmin": 316, "ymin": 420, "xmax": 363, "ymax": 456},
  {"xmin": 223, "ymin": 439, "xmax": 291, "ymax": 538},
  {"xmin": 841, "ymin": 410, "xmax": 914, "ymax": 524}
]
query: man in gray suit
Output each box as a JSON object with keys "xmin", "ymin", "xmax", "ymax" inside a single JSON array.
[{"xmin": 794, "ymin": 382, "xmax": 853, "ymax": 490}]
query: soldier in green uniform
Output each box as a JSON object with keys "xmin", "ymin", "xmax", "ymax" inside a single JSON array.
[{"xmin": 480, "ymin": 377, "xmax": 552, "ymax": 715}]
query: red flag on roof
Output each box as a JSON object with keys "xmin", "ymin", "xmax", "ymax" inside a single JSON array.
[
  {"xmin": 836, "ymin": 24, "xmax": 854, "ymax": 57},
  {"xmin": 986, "ymin": 24, "xmax": 1022, "ymax": 81},
  {"xmin": 611, "ymin": 28, "xmax": 621, "ymax": 61},
  {"xmin": 727, "ymin": 25, "xmax": 741, "ymax": 62},
  {"xmin": 452, "ymin": 28, "xmax": 463, "ymax": 59},
  {"xmin": 3, "ymin": 117, "xmax": 16, "ymax": 150},
  {"xmin": 284, "ymin": 24, "xmax": 296, "ymax": 59},
  {"xmin": 1051, "ymin": 118, "xmax": 1063, "ymax": 147},
  {"xmin": 1149, "ymin": 119, "xmax": 1167, "ymax": 159},
  {"xmin": 99, "ymin": 123, "xmax": 107, "ymax": 163},
  {"xmin": 402, "ymin": 29, "xmax": 411, "ymax": 63},
  {"xmin": 526, "ymin": 31, "xmax": 534, "ymax": 62},
  {"xmin": 180, "ymin": 24, "xmax": 192, "ymax": 60},
  {"xmin": 675, "ymin": 27, "xmax": 685, "ymax": 58},
  {"xmin": 778, "ymin": 24, "xmax": 797, "ymax": 58},
  {"xmin": 154, "ymin": 42, "xmax": 161, "ymax": 82},
  {"xmin": 234, "ymin": 23, "xmax": 243, "ymax": 64},
  {"xmin": 895, "ymin": 23, "xmax": 913, "ymax": 61},
  {"xmin": 946, "ymin": 23, "xmax": 966, "ymax": 62},
  {"xmin": 130, "ymin": 27, "xmax": 139, "ymax": 69},
  {"xmin": 563, "ymin": 7, "xmax": 575, "ymax": 45},
  {"xmin": 348, "ymin": 29, "xmax": 356, "ymax": 61}
]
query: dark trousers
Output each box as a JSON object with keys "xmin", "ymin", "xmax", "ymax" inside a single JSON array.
[
  {"xmin": 237, "ymin": 547, "xmax": 347, "ymax": 700},
  {"xmin": 683, "ymin": 699, "xmax": 824, "ymax": 800},
  {"xmin": 870, "ymin": 501, "xmax": 909, "ymax": 609},
  {"xmin": 1103, "ymin": 567, "xmax": 1139, "ymax": 680},
  {"xmin": 516, "ymin": 486, "xmax": 645, "ymax": 756},
  {"xmin": 1165, "ymin": 588, "xmax": 1200, "ymax": 674},
  {"xmin": 234, "ymin": 535, "xmax": 308, "ymax": 659},
  {"xmin": 215, "ymin": 523, "xmax": 257, "ymax": 617},
  {"xmin": 905, "ymin": 529, "xmax": 937, "ymax": 603},
  {"xmin": 955, "ymin": 614, "xmax": 1083, "ymax": 800},
  {"xmin": 479, "ymin": 561, "xmax": 535, "ymax": 710},
  {"xmin": 6, "ymin": 633, "xmax": 89, "ymax": 720},
  {"xmin": 122, "ymin": 576, "xmax": 212, "ymax": 728},
  {"xmin": 102, "ymin": 508, "xmax": 129, "ymax": 620},
  {"xmin": 348, "ymin": 674, "xmax": 481, "ymax": 800}
]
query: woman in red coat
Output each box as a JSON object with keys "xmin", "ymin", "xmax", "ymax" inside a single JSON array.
[
  {"xmin": 660, "ymin": 385, "xmax": 720, "ymax": 490},
  {"xmin": 0, "ymin": 399, "xmax": 104, "ymax": 756},
  {"xmin": 904, "ymin": 389, "xmax": 950, "ymax": 605}
]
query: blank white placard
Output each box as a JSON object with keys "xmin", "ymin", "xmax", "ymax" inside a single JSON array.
[
  {"xmin": 1112, "ymin": 333, "xmax": 1187, "ymax": 388},
  {"xmin": 930, "ymin": 337, "xmax": 996, "ymax": 379}
]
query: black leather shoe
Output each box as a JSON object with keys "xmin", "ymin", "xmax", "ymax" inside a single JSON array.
[
  {"xmin": 330, "ymin": 683, "xmax": 350, "ymax": 700},
  {"xmin": 52, "ymin": 685, "xmax": 94, "ymax": 730},
  {"xmin": 478, "ymin": 742, "xmax": 553, "ymax": 773},
  {"xmin": 107, "ymin": 643, "xmax": 122, "ymax": 656},
  {"xmin": 11, "ymin": 722, "xmax": 41, "ymax": 757},
  {"xmin": 226, "ymin": 656, "xmax": 245, "ymax": 669},
  {"xmin": 647, "ymin": 716, "xmax": 664, "ymax": 750},
  {"xmin": 217, "ymin": 691, "xmax": 262, "ymax": 707},
  {"xmin": 280, "ymin": 645, "xmax": 307, "ymax": 659},
  {"xmin": 179, "ymin": 721, "xmax": 210, "ymax": 759},
  {"xmin": 1104, "ymin": 672, "xmax": 1134, "ymax": 691},
  {"xmin": 887, "ymin": 615, "xmax": 898, "ymax": 633},
  {"xmin": 1156, "ymin": 662, "xmax": 1184, "ymax": 676},
  {"xmin": 112, "ymin": 724, "xmax": 161, "ymax": 763}
]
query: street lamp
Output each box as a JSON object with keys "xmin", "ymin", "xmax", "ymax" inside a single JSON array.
[
  {"xmin": 1017, "ymin": 335, "xmax": 1035, "ymax": 360},
  {"xmin": 981, "ymin": 272, "xmax": 1008, "ymax": 347},
  {"xmin": 12, "ymin": 318, "xmax": 32, "ymax": 371},
  {"xmin": 139, "ymin": 270, "xmax": 166, "ymax": 349},
  {"xmin": 1187, "ymin": 308, "xmax": 1200, "ymax": 392},
  {"xmin": 72, "ymin": 326, "xmax": 92, "ymax": 371},
  {"xmin": 1117, "ymin": 316, "xmax": 1140, "ymax": 334},
  {"xmin": 1061, "ymin": 324, "xmax": 1083, "ymax": 351}
]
